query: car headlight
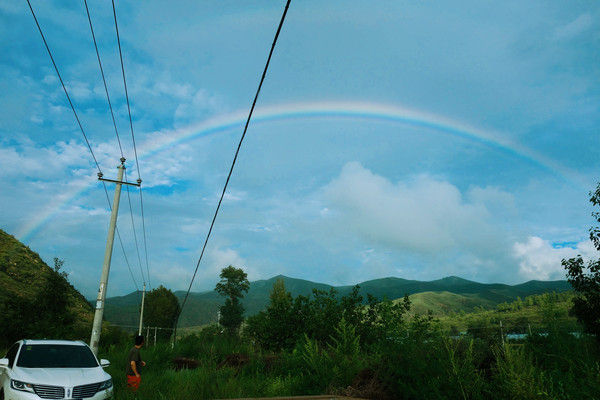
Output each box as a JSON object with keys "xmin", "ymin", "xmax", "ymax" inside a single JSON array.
[
  {"xmin": 11, "ymin": 379, "xmax": 35, "ymax": 393},
  {"xmin": 98, "ymin": 379, "xmax": 113, "ymax": 391}
]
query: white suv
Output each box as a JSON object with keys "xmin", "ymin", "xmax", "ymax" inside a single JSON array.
[{"xmin": 0, "ymin": 339, "xmax": 113, "ymax": 400}]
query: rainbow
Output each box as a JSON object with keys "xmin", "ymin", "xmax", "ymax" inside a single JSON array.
[
  {"xmin": 138, "ymin": 101, "xmax": 581, "ymax": 183},
  {"xmin": 18, "ymin": 100, "xmax": 585, "ymax": 243}
]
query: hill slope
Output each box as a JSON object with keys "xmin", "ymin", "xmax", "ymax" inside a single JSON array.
[
  {"xmin": 1, "ymin": 228, "xmax": 573, "ymax": 331},
  {"xmin": 104, "ymin": 275, "xmax": 572, "ymax": 328},
  {"xmin": 0, "ymin": 229, "xmax": 94, "ymax": 329}
]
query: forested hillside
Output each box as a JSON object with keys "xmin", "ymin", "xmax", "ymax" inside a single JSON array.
[
  {"xmin": 106, "ymin": 274, "xmax": 572, "ymax": 329},
  {"xmin": 0, "ymin": 229, "xmax": 93, "ymax": 346}
]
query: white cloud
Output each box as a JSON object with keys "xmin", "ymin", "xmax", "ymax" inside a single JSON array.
[
  {"xmin": 150, "ymin": 265, "xmax": 193, "ymax": 293},
  {"xmin": 553, "ymin": 14, "xmax": 593, "ymax": 42},
  {"xmin": 208, "ymin": 246, "xmax": 248, "ymax": 275},
  {"xmin": 323, "ymin": 162, "xmax": 505, "ymax": 254},
  {"xmin": 513, "ymin": 236, "xmax": 597, "ymax": 281},
  {"xmin": 0, "ymin": 138, "xmax": 92, "ymax": 180},
  {"xmin": 66, "ymin": 80, "xmax": 95, "ymax": 102},
  {"xmin": 174, "ymin": 89, "xmax": 226, "ymax": 125}
]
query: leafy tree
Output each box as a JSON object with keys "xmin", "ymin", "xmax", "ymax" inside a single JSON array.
[
  {"xmin": 38, "ymin": 258, "xmax": 75, "ymax": 327},
  {"xmin": 245, "ymin": 278, "xmax": 313, "ymax": 350},
  {"xmin": 33, "ymin": 258, "xmax": 76, "ymax": 338},
  {"xmin": 1, "ymin": 258, "xmax": 76, "ymax": 345},
  {"xmin": 246, "ymin": 279, "xmax": 413, "ymax": 351},
  {"xmin": 358, "ymin": 293, "xmax": 411, "ymax": 346},
  {"xmin": 0, "ymin": 293, "xmax": 33, "ymax": 347},
  {"xmin": 340, "ymin": 285, "xmax": 364, "ymax": 328},
  {"xmin": 303, "ymin": 288, "xmax": 343, "ymax": 343},
  {"xmin": 563, "ymin": 182, "xmax": 600, "ymax": 339},
  {"xmin": 145, "ymin": 285, "xmax": 181, "ymax": 341},
  {"xmin": 215, "ymin": 265, "xmax": 249, "ymax": 334}
]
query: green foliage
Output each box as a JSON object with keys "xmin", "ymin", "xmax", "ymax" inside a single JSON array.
[
  {"xmin": 492, "ymin": 345, "xmax": 553, "ymax": 399},
  {"xmin": 219, "ymin": 297, "xmax": 245, "ymax": 335},
  {"xmin": 1, "ymin": 258, "xmax": 82, "ymax": 346},
  {"xmin": 145, "ymin": 285, "xmax": 181, "ymax": 341},
  {"xmin": 34, "ymin": 258, "xmax": 76, "ymax": 333},
  {"xmin": 303, "ymin": 287, "xmax": 343, "ymax": 343},
  {"xmin": 563, "ymin": 181, "xmax": 600, "ymax": 339},
  {"xmin": 246, "ymin": 280, "xmax": 413, "ymax": 353},
  {"xmin": 245, "ymin": 278, "xmax": 300, "ymax": 350},
  {"xmin": 410, "ymin": 291, "xmax": 496, "ymax": 316},
  {"xmin": 98, "ymin": 323, "xmax": 131, "ymax": 352},
  {"xmin": 215, "ymin": 265, "xmax": 250, "ymax": 301},
  {"xmin": 442, "ymin": 337, "xmax": 484, "ymax": 400},
  {"xmin": 102, "ymin": 274, "xmax": 572, "ymax": 329},
  {"xmin": 563, "ymin": 255, "xmax": 600, "ymax": 338},
  {"xmin": 359, "ymin": 293, "xmax": 411, "ymax": 347},
  {"xmin": 0, "ymin": 230, "xmax": 94, "ymax": 347},
  {"xmin": 95, "ymin": 297, "xmax": 600, "ymax": 400},
  {"xmin": 215, "ymin": 265, "xmax": 250, "ymax": 334},
  {"xmin": 296, "ymin": 317, "xmax": 364, "ymax": 394}
]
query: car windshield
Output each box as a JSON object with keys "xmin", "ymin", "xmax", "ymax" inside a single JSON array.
[{"xmin": 17, "ymin": 344, "xmax": 99, "ymax": 368}]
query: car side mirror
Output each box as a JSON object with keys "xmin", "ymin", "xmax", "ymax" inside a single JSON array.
[
  {"xmin": 0, "ymin": 358, "xmax": 9, "ymax": 367},
  {"xmin": 100, "ymin": 359, "xmax": 110, "ymax": 368}
]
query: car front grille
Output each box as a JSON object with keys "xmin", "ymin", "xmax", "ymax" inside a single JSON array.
[
  {"xmin": 32, "ymin": 382, "xmax": 102, "ymax": 399},
  {"xmin": 33, "ymin": 384, "xmax": 65, "ymax": 399},
  {"xmin": 73, "ymin": 382, "xmax": 101, "ymax": 398}
]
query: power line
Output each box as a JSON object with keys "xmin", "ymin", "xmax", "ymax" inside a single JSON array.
[
  {"xmin": 26, "ymin": 0, "xmax": 102, "ymax": 175},
  {"xmin": 176, "ymin": 0, "xmax": 292, "ymax": 325},
  {"xmin": 124, "ymin": 170, "xmax": 147, "ymax": 286},
  {"xmin": 101, "ymin": 180, "xmax": 140, "ymax": 297},
  {"xmin": 112, "ymin": 0, "xmax": 141, "ymax": 182},
  {"xmin": 138, "ymin": 188, "xmax": 152, "ymax": 290},
  {"xmin": 112, "ymin": 0, "xmax": 151, "ymax": 290},
  {"xmin": 29, "ymin": 0, "xmax": 146, "ymax": 298},
  {"xmin": 83, "ymin": 0, "xmax": 125, "ymax": 158},
  {"xmin": 84, "ymin": 0, "xmax": 148, "ymax": 294}
]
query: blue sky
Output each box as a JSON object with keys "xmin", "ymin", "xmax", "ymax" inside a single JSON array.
[{"xmin": 1, "ymin": 1, "xmax": 599, "ymax": 298}]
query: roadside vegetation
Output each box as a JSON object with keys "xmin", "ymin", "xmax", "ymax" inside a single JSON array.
[
  {"xmin": 1, "ymin": 255, "xmax": 599, "ymax": 399},
  {"xmin": 95, "ymin": 288, "xmax": 599, "ymax": 400}
]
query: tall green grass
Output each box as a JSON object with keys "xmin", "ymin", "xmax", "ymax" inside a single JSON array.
[{"xmin": 99, "ymin": 319, "xmax": 599, "ymax": 400}]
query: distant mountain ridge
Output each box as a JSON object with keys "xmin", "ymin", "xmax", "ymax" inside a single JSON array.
[
  {"xmin": 104, "ymin": 274, "xmax": 572, "ymax": 329},
  {"xmin": 0, "ymin": 227, "xmax": 574, "ymax": 332}
]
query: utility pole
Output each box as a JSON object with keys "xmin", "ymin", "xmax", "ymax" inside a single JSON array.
[
  {"xmin": 90, "ymin": 158, "xmax": 141, "ymax": 355},
  {"xmin": 138, "ymin": 283, "xmax": 146, "ymax": 335}
]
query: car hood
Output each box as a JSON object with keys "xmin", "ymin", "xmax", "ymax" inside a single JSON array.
[{"xmin": 11, "ymin": 367, "xmax": 110, "ymax": 387}]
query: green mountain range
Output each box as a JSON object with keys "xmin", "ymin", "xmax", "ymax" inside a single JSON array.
[
  {"xmin": 0, "ymin": 228, "xmax": 573, "ymax": 330},
  {"xmin": 104, "ymin": 274, "xmax": 572, "ymax": 329}
]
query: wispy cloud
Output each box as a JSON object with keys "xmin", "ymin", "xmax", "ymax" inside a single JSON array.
[{"xmin": 1, "ymin": 0, "xmax": 598, "ymax": 297}]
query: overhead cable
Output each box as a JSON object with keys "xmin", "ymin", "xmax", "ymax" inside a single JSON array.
[
  {"xmin": 83, "ymin": 0, "xmax": 125, "ymax": 158},
  {"xmin": 101, "ymin": 180, "xmax": 141, "ymax": 303},
  {"xmin": 29, "ymin": 0, "xmax": 145, "ymax": 298},
  {"xmin": 26, "ymin": 0, "xmax": 102, "ymax": 174},
  {"xmin": 85, "ymin": 0, "xmax": 147, "ymax": 293},
  {"xmin": 112, "ymin": 0, "xmax": 152, "ymax": 290},
  {"xmin": 124, "ymin": 170, "xmax": 148, "ymax": 286},
  {"xmin": 111, "ymin": 0, "xmax": 141, "ymax": 181},
  {"xmin": 138, "ymin": 189, "xmax": 152, "ymax": 290},
  {"xmin": 177, "ymin": 0, "xmax": 292, "ymax": 323}
]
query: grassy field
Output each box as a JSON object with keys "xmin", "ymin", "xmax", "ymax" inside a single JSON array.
[
  {"xmin": 2, "ymin": 291, "xmax": 597, "ymax": 399},
  {"xmin": 97, "ymin": 294, "xmax": 599, "ymax": 400}
]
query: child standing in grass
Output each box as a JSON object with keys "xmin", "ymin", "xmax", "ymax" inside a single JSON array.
[{"xmin": 126, "ymin": 335, "xmax": 146, "ymax": 391}]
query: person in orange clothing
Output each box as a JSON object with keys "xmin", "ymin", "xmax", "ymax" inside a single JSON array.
[{"xmin": 126, "ymin": 335, "xmax": 146, "ymax": 391}]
